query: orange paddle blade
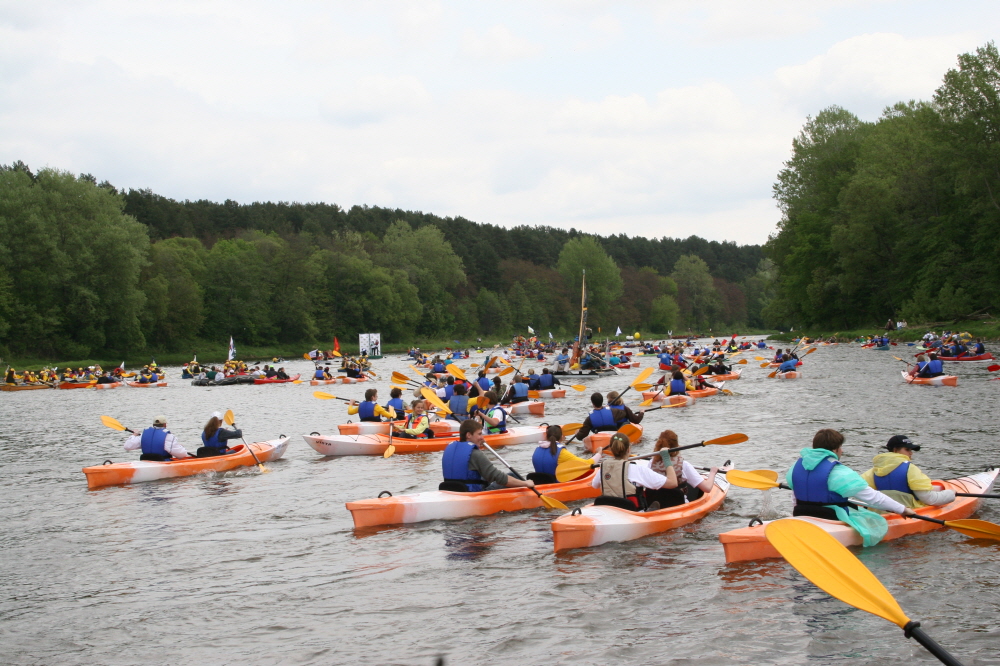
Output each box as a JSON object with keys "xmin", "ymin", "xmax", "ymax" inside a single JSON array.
[{"xmin": 704, "ymin": 433, "xmax": 748, "ymax": 446}]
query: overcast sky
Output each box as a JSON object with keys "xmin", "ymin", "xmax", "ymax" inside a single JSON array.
[{"xmin": 1, "ymin": 1, "xmax": 995, "ymax": 245}]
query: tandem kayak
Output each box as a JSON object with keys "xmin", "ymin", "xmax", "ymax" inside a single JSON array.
[
  {"xmin": 582, "ymin": 424, "xmax": 644, "ymax": 454},
  {"xmin": 82, "ymin": 438, "xmax": 290, "ymax": 490},
  {"xmin": 718, "ymin": 468, "xmax": 999, "ymax": 563},
  {"xmin": 900, "ymin": 371, "xmax": 958, "ymax": 386},
  {"xmin": 336, "ymin": 419, "xmax": 461, "ymax": 436},
  {"xmin": 551, "ymin": 469, "xmax": 730, "ymax": 552},
  {"xmin": 346, "ymin": 471, "xmax": 600, "ymax": 528},
  {"xmin": 253, "ymin": 374, "xmax": 301, "ymax": 385},
  {"xmin": 125, "ymin": 381, "xmax": 168, "ymax": 388},
  {"xmin": 302, "ymin": 426, "xmax": 546, "ymax": 456},
  {"xmin": 528, "ymin": 389, "xmax": 567, "ymax": 399}
]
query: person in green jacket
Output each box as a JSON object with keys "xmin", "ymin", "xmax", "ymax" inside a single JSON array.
[{"xmin": 786, "ymin": 429, "xmax": 916, "ymax": 547}]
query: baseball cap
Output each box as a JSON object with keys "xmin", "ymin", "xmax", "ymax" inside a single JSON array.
[
  {"xmin": 153, "ymin": 415, "xmax": 167, "ymax": 426},
  {"xmin": 886, "ymin": 435, "xmax": 921, "ymax": 452}
]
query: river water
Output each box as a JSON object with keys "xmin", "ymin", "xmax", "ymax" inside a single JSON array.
[{"xmin": 1, "ymin": 342, "xmax": 997, "ymax": 665}]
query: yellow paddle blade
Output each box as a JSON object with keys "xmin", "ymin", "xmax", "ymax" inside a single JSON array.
[
  {"xmin": 754, "ymin": 356, "xmax": 766, "ymax": 360},
  {"xmin": 727, "ymin": 469, "xmax": 781, "ymax": 490},
  {"xmin": 100, "ymin": 415, "xmax": 127, "ymax": 431},
  {"xmin": 617, "ymin": 423, "xmax": 641, "ymax": 442},
  {"xmin": 528, "ymin": 390, "xmax": 540, "ymax": 399},
  {"xmin": 631, "ymin": 366, "xmax": 654, "ymax": 386},
  {"xmin": 570, "ymin": 384, "xmax": 587, "ymax": 392},
  {"xmin": 539, "ymin": 493, "xmax": 569, "ymax": 510},
  {"xmin": 768, "ymin": 370, "xmax": 778, "ymax": 378},
  {"xmin": 943, "ymin": 519, "xmax": 1000, "ymax": 541},
  {"xmin": 692, "ymin": 366, "xmax": 709, "ymax": 376},
  {"xmin": 498, "ymin": 366, "xmax": 514, "ymax": 377},
  {"xmin": 390, "ymin": 384, "xmax": 408, "ymax": 391},
  {"xmin": 760, "ymin": 362, "xmax": 771, "ymax": 368},
  {"xmin": 704, "ymin": 433, "xmax": 748, "ymax": 446},
  {"xmin": 555, "ymin": 456, "xmax": 596, "ymax": 482},
  {"xmin": 477, "ymin": 396, "xmax": 490, "ymax": 410},
  {"xmin": 383, "ymin": 444, "xmax": 395, "ymax": 458},
  {"xmin": 804, "ymin": 347, "xmax": 817, "ymax": 356},
  {"xmin": 332, "ymin": 350, "xmax": 342, "ymax": 357},
  {"xmin": 737, "ymin": 359, "xmax": 748, "ymax": 364},
  {"xmin": 391, "ymin": 371, "xmax": 413, "ymax": 384},
  {"xmin": 224, "ymin": 409, "xmax": 235, "ymax": 426},
  {"xmin": 421, "ymin": 387, "xmax": 451, "ymax": 414},
  {"xmin": 313, "ymin": 391, "xmax": 337, "ymax": 400},
  {"xmin": 633, "ymin": 383, "xmax": 653, "ymax": 392},
  {"xmin": 470, "ymin": 363, "xmax": 480, "ymax": 368},
  {"xmin": 561, "ymin": 422, "xmax": 584, "ymax": 437},
  {"xmin": 387, "ymin": 406, "xmax": 397, "ymax": 420},
  {"xmin": 446, "ymin": 365, "xmax": 467, "ymax": 381},
  {"xmin": 749, "ymin": 469, "xmax": 779, "ymax": 482},
  {"xmin": 765, "ymin": 520, "xmax": 911, "ymax": 628}
]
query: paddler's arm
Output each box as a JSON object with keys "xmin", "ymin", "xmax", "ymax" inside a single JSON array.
[
  {"xmin": 829, "ymin": 465, "xmax": 915, "ymax": 516},
  {"xmin": 373, "ymin": 405, "xmax": 394, "ymax": 420},
  {"xmin": 163, "ymin": 433, "xmax": 194, "ymax": 459},
  {"xmin": 403, "ymin": 416, "xmax": 429, "ymax": 436},
  {"xmin": 557, "ymin": 447, "xmax": 600, "ymax": 467},
  {"xmin": 346, "ymin": 402, "xmax": 360, "ymax": 415},
  {"xmin": 123, "ymin": 432, "xmax": 142, "ymax": 450},
  {"xmin": 571, "ymin": 417, "xmax": 593, "ymax": 441},
  {"xmin": 469, "ymin": 449, "xmax": 534, "ymax": 489}
]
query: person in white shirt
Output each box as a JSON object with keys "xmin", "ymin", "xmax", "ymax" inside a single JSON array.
[
  {"xmin": 591, "ymin": 433, "xmax": 677, "ymax": 511},
  {"xmin": 123, "ymin": 415, "xmax": 193, "ymax": 461},
  {"xmin": 642, "ymin": 429, "xmax": 725, "ymax": 507}
]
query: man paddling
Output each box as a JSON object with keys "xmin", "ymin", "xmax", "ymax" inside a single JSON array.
[
  {"xmin": 123, "ymin": 415, "xmax": 193, "ymax": 461},
  {"xmin": 570, "ymin": 393, "xmax": 626, "ymax": 442},
  {"xmin": 861, "ymin": 435, "xmax": 956, "ymax": 508},
  {"xmin": 787, "ymin": 429, "xmax": 915, "ymax": 546},
  {"xmin": 440, "ymin": 420, "xmax": 536, "ymax": 492},
  {"xmin": 349, "ymin": 389, "xmax": 394, "ymax": 422}
]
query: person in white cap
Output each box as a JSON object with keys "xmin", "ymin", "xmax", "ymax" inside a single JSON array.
[
  {"xmin": 196, "ymin": 411, "xmax": 244, "ymax": 457},
  {"xmin": 124, "ymin": 416, "xmax": 192, "ymax": 461},
  {"xmin": 861, "ymin": 435, "xmax": 956, "ymax": 508}
]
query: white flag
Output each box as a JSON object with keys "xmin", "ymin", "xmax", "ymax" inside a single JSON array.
[
  {"xmin": 228, "ymin": 336, "xmax": 237, "ymax": 361},
  {"xmin": 527, "ymin": 326, "xmax": 535, "ymax": 335},
  {"xmin": 548, "ymin": 332, "xmax": 553, "ymax": 339},
  {"xmin": 119, "ymin": 361, "xmax": 125, "ymax": 370},
  {"xmin": 615, "ymin": 326, "xmax": 622, "ymax": 336}
]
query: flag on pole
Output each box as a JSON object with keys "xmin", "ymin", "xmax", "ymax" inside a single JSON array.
[
  {"xmin": 119, "ymin": 361, "xmax": 125, "ymax": 370},
  {"xmin": 527, "ymin": 326, "xmax": 535, "ymax": 335},
  {"xmin": 333, "ymin": 336, "xmax": 340, "ymax": 353},
  {"xmin": 615, "ymin": 326, "xmax": 622, "ymax": 336},
  {"xmin": 548, "ymin": 331, "xmax": 553, "ymax": 339},
  {"xmin": 228, "ymin": 336, "xmax": 236, "ymax": 361}
]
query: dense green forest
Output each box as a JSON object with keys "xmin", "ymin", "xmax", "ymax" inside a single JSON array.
[
  {"xmin": 765, "ymin": 42, "xmax": 1000, "ymax": 330},
  {"xmin": 0, "ymin": 164, "xmax": 767, "ymax": 360}
]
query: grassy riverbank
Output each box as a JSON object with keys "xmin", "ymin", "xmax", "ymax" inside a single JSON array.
[{"xmin": 768, "ymin": 319, "xmax": 1000, "ymax": 343}]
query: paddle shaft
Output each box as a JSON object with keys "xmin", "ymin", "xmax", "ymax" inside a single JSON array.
[
  {"xmin": 479, "ymin": 440, "xmax": 555, "ymax": 502},
  {"xmin": 905, "ymin": 623, "xmax": 966, "ymax": 666},
  {"xmin": 955, "ymin": 492, "xmax": 1000, "ymax": 499},
  {"xmin": 231, "ymin": 421, "xmax": 265, "ymax": 468}
]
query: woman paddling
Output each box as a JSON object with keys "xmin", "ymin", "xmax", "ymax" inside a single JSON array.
[
  {"xmin": 530, "ymin": 425, "xmax": 601, "ymax": 484},
  {"xmin": 591, "ymin": 433, "xmax": 678, "ymax": 512},
  {"xmin": 197, "ymin": 412, "xmax": 244, "ymax": 457},
  {"xmin": 642, "ymin": 430, "xmax": 723, "ymax": 507}
]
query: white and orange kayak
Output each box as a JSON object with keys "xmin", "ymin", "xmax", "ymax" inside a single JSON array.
[
  {"xmin": 551, "ymin": 472, "xmax": 730, "ymax": 551},
  {"xmin": 336, "ymin": 419, "xmax": 461, "ymax": 436},
  {"xmin": 505, "ymin": 400, "xmax": 545, "ymax": 416},
  {"xmin": 92, "ymin": 382, "xmax": 122, "ymax": 390},
  {"xmin": 125, "ymin": 381, "xmax": 167, "ymax": 388},
  {"xmin": 528, "ymin": 389, "xmax": 567, "ymax": 399},
  {"xmin": 776, "ymin": 371, "xmax": 801, "ymax": 379},
  {"xmin": 900, "ymin": 371, "xmax": 958, "ymax": 386},
  {"xmin": 82, "ymin": 438, "xmax": 289, "ymax": 490},
  {"xmin": 704, "ymin": 368, "xmax": 742, "ymax": 381},
  {"xmin": 718, "ymin": 468, "xmax": 998, "ymax": 563},
  {"xmin": 582, "ymin": 424, "xmax": 644, "ymax": 454},
  {"xmin": 346, "ymin": 471, "xmax": 600, "ymax": 528},
  {"xmin": 302, "ymin": 426, "xmax": 545, "ymax": 456},
  {"xmin": 640, "ymin": 386, "xmax": 718, "ymax": 401}
]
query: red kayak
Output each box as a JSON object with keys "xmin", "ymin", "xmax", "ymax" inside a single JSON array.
[{"xmin": 253, "ymin": 374, "xmax": 301, "ymax": 385}]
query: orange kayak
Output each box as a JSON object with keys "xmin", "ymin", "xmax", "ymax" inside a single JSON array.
[
  {"xmin": 640, "ymin": 386, "xmax": 718, "ymax": 401},
  {"xmin": 704, "ymin": 368, "xmax": 742, "ymax": 381},
  {"xmin": 82, "ymin": 438, "xmax": 289, "ymax": 489},
  {"xmin": 302, "ymin": 426, "xmax": 545, "ymax": 456},
  {"xmin": 528, "ymin": 389, "xmax": 567, "ymax": 399},
  {"xmin": 775, "ymin": 371, "xmax": 801, "ymax": 379},
  {"xmin": 505, "ymin": 400, "xmax": 545, "ymax": 416},
  {"xmin": 582, "ymin": 424, "xmax": 643, "ymax": 454},
  {"xmin": 900, "ymin": 371, "xmax": 958, "ymax": 386},
  {"xmin": 336, "ymin": 419, "xmax": 461, "ymax": 436},
  {"xmin": 1, "ymin": 384, "xmax": 53, "ymax": 391},
  {"xmin": 58, "ymin": 381, "xmax": 96, "ymax": 389},
  {"xmin": 346, "ymin": 471, "xmax": 600, "ymax": 528},
  {"xmin": 93, "ymin": 382, "xmax": 122, "ymax": 390},
  {"xmin": 125, "ymin": 381, "xmax": 168, "ymax": 388},
  {"xmin": 718, "ymin": 468, "xmax": 998, "ymax": 563},
  {"xmin": 551, "ymin": 472, "xmax": 730, "ymax": 551}
]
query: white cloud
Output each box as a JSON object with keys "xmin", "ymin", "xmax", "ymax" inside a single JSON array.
[
  {"xmin": 320, "ymin": 75, "xmax": 431, "ymax": 125},
  {"xmin": 460, "ymin": 25, "xmax": 542, "ymax": 62}
]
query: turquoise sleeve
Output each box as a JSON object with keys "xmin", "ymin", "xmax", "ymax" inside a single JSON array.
[{"xmin": 828, "ymin": 464, "xmax": 869, "ymax": 497}]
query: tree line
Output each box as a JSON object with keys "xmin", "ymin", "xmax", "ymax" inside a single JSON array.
[
  {"xmin": 765, "ymin": 42, "xmax": 1000, "ymax": 330},
  {"xmin": 0, "ymin": 164, "xmax": 768, "ymax": 360}
]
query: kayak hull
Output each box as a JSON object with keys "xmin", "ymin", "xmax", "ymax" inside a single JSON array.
[
  {"xmin": 776, "ymin": 372, "xmax": 801, "ymax": 379},
  {"xmin": 125, "ymin": 381, "xmax": 168, "ymax": 388},
  {"xmin": 303, "ymin": 426, "xmax": 545, "ymax": 456},
  {"xmin": 346, "ymin": 471, "xmax": 600, "ymax": 528},
  {"xmin": 640, "ymin": 387, "xmax": 718, "ymax": 401},
  {"xmin": 552, "ymin": 474, "xmax": 730, "ymax": 551},
  {"xmin": 582, "ymin": 424, "xmax": 643, "ymax": 454},
  {"xmin": 705, "ymin": 369, "xmax": 742, "ymax": 381},
  {"xmin": 528, "ymin": 389, "xmax": 567, "ymax": 399},
  {"xmin": 506, "ymin": 400, "xmax": 545, "ymax": 416},
  {"xmin": 940, "ymin": 353, "xmax": 994, "ymax": 362},
  {"xmin": 253, "ymin": 374, "xmax": 301, "ymax": 385},
  {"xmin": 82, "ymin": 438, "xmax": 289, "ymax": 489},
  {"xmin": 336, "ymin": 420, "xmax": 461, "ymax": 436},
  {"xmin": 1, "ymin": 384, "xmax": 54, "ymax": 391},
  {"xmin": 718, "ymin": 469, "xmax": 998, "ymax": 563},
  {"xmin": 900, "ymin": 371, "xmax": 958, "ymax": 386}
]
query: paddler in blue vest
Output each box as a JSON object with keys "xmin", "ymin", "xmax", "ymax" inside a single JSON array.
[
  {"xmin": 776, "ymin": 354, "xmax": 799, "ymax": 374},
  {"xmin": 440, "ymin": 420, "xmax": 536, "ymax": 492},
  {"xmin": 554, "ymin": 348, "xmax": 571, "ymax": 372},
  {"xmin": 349, "ymin": 389, "xmax": 395, "ymax": 422},
  {"xmin": 667, "ymin": 370, "xmax": 687, "ymax": 395},
  {"xmin": 123, "ymin": 415, "xmax": 193, "ymax": 461},
  {"xmin": 972, "ymin": 338, "xmax": 986, "ymax": 355},
  {"xmin": 606, "ymin": 391, "xmax": 644, "ymax": 427},
  {"xmin": 384, "ymin": 387, "xmax": 406, "ymax": 417},
  {"xmin": 537, "ymin": 368, "xmax": 559, "ymax": 389},
  {"xmin": 861, "ymin": 435, "xmax": 956, "ymax": 508},
  {"xmin": 447, "ymin": 383, "xmax": 471, "ymax": 421},
  {"xmin": 570, "ymin": 393, "xmax": 625, "ymax": 442},
  {"xmin": 504, "ymin": 376, "xmax": 530, "ymax": 404},
  {"xmin": 196, "ymin": 411, "xmax": 244, "ymax": 457},
  {"xmin": 916, "ymin": 352, "xmax": 944, "ymax": 378},
  {"xmin": 786, "ymin": 429, "xmax": 916, "ymax": 546},
  {"xmin": 530, "ymin": 425, "xmax": 601, "ymax": 484}
]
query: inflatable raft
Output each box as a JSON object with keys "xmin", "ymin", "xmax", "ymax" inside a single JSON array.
[
  {"xmin": 82, "ymin": 438, "xmax": 289, "ymax": 489},
  {"xmin": 302, "ymin": 426, "xmax": 545, "ymax": 456},
  {"xmin": 718, "ymin": 468, "xmax": 998, "ymax": 563}
]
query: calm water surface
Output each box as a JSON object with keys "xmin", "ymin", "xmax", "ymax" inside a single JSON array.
[{"xmin": 1, "ymin": 343, "xmax": 998, "ymax": 665}]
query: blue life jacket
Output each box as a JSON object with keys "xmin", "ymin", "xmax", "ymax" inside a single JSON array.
[
  {"xmin": 314, "ymin": 368, "xmax": 325, "ymax": 379},
  {"xmin": 589, "ymin": 407, "xmax": 616, "ymax": 430},
  {"xmin": 974, "ymin": 343, "xmax": 985, "ymax": 354},
  {"xmin": 486, "ymin": 406, "xmax": 508, "ymax": 433},
  {"xmin": 556, "ymin": 354, "xmax": 569, "ymax": 365},
  {"xmin": 658, "ymin": 353, "xmax": 671, "ymax": 364},
  {"xmin": 433, "ymin": 363, "xmax": 446, "ymax": 373},
  {"xmin": 358, "ymin": 401, "xmax": 379, "ymax": 422},
  {"xmin": 613, "ymin": 408, "xmax": 628, "ymax": 427},
  {"xmin": 532, "ymin": 445, "xmax": 563, "ymax": 476},
  {"xmin": 791, "ymin": 457, "xmax": 850, "ymax": 506},
  {"xmin": 538, "ymin": 373, "xmax": 554, "ymax": 389},
  {"xmin": 441, "ymin": 441, "xmax": 485, "ymax": 491},
  {"xmin": 201, "ymin": 430, "xmax": 225, "ymax": 450},
  {"xmin": 452, "ymin": 351, "xmax": 463, "ymax": 359},
  {"xmin": 138, "ymin": 375, "xmax": 150, "ymax": 384},
  {"xmin": 778, "ymin": 360, "xmax": 799, "ymax": 373},
  {"xmin": 669, "ymin": 379, "xmax": 687, "ymax": 395},
  {"xmin": 874, "ymin": 462, "xmax": 912, "ymax": 495},
  {"xmin": 140, "ymin": 427, "xmax": 170, "ymax": 457},
  {"xmin": 149, "ymin": 372, "xmax": 158, "ymax": 382},
  {"xmin": 477, "ymin": 376, "xmax": 491, "ymax": 391},
  {"xmin": 444, "ymin": 385, "xmax": 455, "ymax": 400},
  {"xmin": 449, "ymin": 394, "xmax": 470, "ymax": 418},
  {"xmin": 385, "ymin": 398, "xmax": 405, "ymax": 415},
  {"xmin": 757, "ymin": 340, "xmax": 767, "ymax": 348},
  {"xmin": 511, "ymin": 383, "xmax": 528, "ymax": 398},
  {"xmin": 925, "ymin": 359, "xmax": 944, "ymax": 375}
]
